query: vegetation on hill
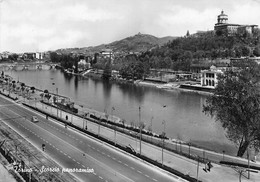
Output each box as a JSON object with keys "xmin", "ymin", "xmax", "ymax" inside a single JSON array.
[
  {"xmin": 137, "ymin": 30, "xmax": 260, "ymax": 71},
  {"xmin": 51, "ymin": 30, "xmax": 260, "ymax": 80},
  {"xmin": 55, "ymin": 33, "xmax": 177, "ymax": 55}
]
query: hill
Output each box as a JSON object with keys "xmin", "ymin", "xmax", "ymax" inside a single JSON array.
[{"xmin": 55, "ymin": 33, "xmax": 177, "ymax": 54}]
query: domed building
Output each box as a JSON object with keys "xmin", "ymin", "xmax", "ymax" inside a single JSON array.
[
  {"xmin": 216, "ymin": 10, "xmax": 228, "ymax": 25},
  {"xmin": 214, "ymin": 10, "xmax": 258, "ymax": 36}
]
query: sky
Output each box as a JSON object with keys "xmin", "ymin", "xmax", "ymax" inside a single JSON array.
[{"xmin": 0, "ymin": 0, "xmax": 260, "ymax": 53}]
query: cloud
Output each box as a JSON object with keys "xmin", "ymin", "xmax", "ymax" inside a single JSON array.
[{"xmin": 0, "ymin": 0, "xmax": 260, "ymax": 52}]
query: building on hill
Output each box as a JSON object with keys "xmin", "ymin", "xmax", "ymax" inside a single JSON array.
[
  {"xmin": 100, "ymin": 49, "xmax": 113, "ymax": 59},
  {"xmin": 230, "ymin": 57, "xmax": 260, "ymax": 67},
  {"xmin": 214, "ymin": 10, "xmax": 258, "ymax": 36}
]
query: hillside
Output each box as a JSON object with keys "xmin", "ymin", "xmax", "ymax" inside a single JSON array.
[{"xmin": 55, "ymin": 33, "xmax": 177, "ymax": 54}]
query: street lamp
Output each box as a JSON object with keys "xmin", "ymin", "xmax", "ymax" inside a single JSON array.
[
  {"xmin": 138, "ymin": 106, "xmax": 142, "ymax": 155},
  {"xmin": 56, "ymin": 87, "xmax": 59, "ymax": 118},
  {"xmin": 79, "ymin": 105, "xmax": 85, "ymax": 129},
  {"xmin": 189, "ymin": 140, "xmax": 191, "ymax": 158},
  {"xmin": 161, "ymin": 120, "xmax": 166, "ymax": 166},
  {"xmin": 150, "ymin": 116, "xmax": 153, "ymax": 142},
  {"xmin": 111, "ymin": 106, "xmax": 115, "ymax": 122},
  {"xmin": 25, "ymin": 152, "xmax": 39, "ymax": 182},
  {"xmin": 111, "ymin": 107, "xmax": 116, "ymax": 144},
  {"xmin": 247, "ymin": 148, "xmax": 250, "ymax": 179},
  {"xmin": 196, "ymin": 155, "xmax": 200, "ymax": 182}
]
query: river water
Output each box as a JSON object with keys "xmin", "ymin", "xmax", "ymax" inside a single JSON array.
[{"xmin": 4, "ymin": 69, "xmax": 237, "ymax": 155}]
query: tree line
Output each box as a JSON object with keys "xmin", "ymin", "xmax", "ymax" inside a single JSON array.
[{"xmin": 50, "ymin": 29, "xmax": 260, "ymax": 80}]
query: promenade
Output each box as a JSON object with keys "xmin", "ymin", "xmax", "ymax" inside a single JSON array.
[{"xmin": 1, "ymin": 84, "xmax": 260, "ymax": 182}]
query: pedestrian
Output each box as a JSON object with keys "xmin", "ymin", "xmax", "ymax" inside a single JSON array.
[
  {"xmin": 66, "ymin": 115, "xmax": 68, "ymax": 120},
  {"xmin": 42, "ymin": 144, "xmax": 45, "ymax": 151}
]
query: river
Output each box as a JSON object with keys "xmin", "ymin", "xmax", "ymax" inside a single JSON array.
[{"xmin": 4, "ymin": 69, "xmax": 237, "ymax": 155}]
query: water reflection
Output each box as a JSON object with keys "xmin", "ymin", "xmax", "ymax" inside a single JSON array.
[{"xmin": 3, "ymin": 69, "xmax": 236, "ymax": 154}]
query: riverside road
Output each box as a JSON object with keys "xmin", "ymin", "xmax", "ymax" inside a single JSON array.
[
  {"xmin": 1, "ymin": 87, "xmax": 260, "ymax": 181},
  {"xmin": 0, "ymin": 95, "xmax": 180, "ymax": 182}
]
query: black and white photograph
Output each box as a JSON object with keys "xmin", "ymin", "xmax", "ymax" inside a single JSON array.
[{"xmin": 0, "ymin": 0, "xmax": 260, "ymax": 181}]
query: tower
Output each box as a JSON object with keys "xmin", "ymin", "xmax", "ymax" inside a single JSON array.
[{"xmin": 216, "ymin": 10, "xmax": 228, "ymax": 25}]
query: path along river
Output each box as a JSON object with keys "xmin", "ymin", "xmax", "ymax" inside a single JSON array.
[{"xmin": 4, "ymin": 69, "xmax": 237, "ymax": 155}]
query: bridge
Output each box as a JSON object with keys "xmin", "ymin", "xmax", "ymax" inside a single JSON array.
[{"xmin": 0, "ymin": 62, "xmax": 59, "ymax": 71}]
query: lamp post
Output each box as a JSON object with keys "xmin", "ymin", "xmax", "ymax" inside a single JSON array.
[
  {"xmin": 111, "ymin": 106, "xmax": 115, "ymax": 123},
  {"xmin": 111, "ymin": 107, "xmax": 116, "ymax": 144},
  {"xmin": 189, "ymin": 140, "xmax": 191, "ymax": 158},
  {"xmin": 79, "ymin": 105, "xmax": 85, "ymax": 129},
  {"xmin": 25, "ymin": 152, "xmax": 38, "ymax": 182},
  {"xmin": 161, "ymin": 120, "xmax": 166, "ymax": 166},
  {"xmin": 139, "ymin": 106, "xmax": 142, "ymax": 155},
  {"xmin": 247, "ymin": 148, "xmax": 250, "ymax": 179},
  {"xmin": 196, "ymin": 156, "xmax": 200, "ymax": 182},
  {"xmin": 150, "ymin": 116, "xmax": 153, "ymax": 142},
  {"xmin": 56, "ymin": 87, "xmax": 58, "ymax": 118},
  {"xmin": 34, "ymin": 98, "xmax": 37, "ymax": 108}
]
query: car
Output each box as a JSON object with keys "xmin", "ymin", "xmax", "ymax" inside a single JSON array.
[{"xmin": 31, "ymin": 116, "xmax": 38, "ymax": 123}]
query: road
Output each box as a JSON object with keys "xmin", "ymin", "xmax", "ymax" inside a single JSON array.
[{"xmin": 0, "ymin": 95, "xmax": 181, "ymax": 182}]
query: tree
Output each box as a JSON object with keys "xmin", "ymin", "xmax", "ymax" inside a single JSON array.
[
  {"xmin": 30, "ymin": 86, "xmax": 35, "ymax": 93},
  {"xmin": 240, "ymin": 45, "xmax": 250, "ymax": 57},
  {"xmin": 40, "ymin": 93, "xmax": 44, "ymax": 101},
  {"xmin": 203, "ymin": 63, "xmax": 260, "ymax": 157},
  {"xmin": 103, "ymin": 58, "xmax": 112, "ymax": 79},
  {"xmin": 12, "ymin": 81, "xmax": 16, "ymax": 90},
  {"xmin": 44, "ymin": 89, "xmax": 49, "ymax": 94},
  {"xmin": 50, "ymin": 52, "xmax": 61, "ymax": 63},
  {"xmin": 186, "ymin": 30, "xmax": 190, "ymax": 37},
  {"xmin": 20, "ymin": 83, "xmax": 25, "ymax": 95},
  {"xmin": 253, "ymin": 46, "xmax": 260, "ymax": 57}
]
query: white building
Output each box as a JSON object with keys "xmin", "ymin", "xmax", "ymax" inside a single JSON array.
[
  {"xmin": 78, "ymin": 59, "xmax": 90, "ymax": 71},
  {"xmin": 201, "ymin": 65, "xmax": 223, "ymax": 88},
  {"xmin": 100, "ymin": 49, "xmax": 113, "ymax": 59},
  {"xmin": 36, "ymin": 52, "xmax": 44, "ymax": 59}
]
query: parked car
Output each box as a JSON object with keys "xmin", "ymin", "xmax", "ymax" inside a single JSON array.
[{"xmin": 31, "ymin": 116, "xmax": 38, "ymax": 123}]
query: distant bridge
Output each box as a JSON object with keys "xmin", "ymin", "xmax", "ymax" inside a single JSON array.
[{"xmin": 0, "ymin": 62, "xmax": 59, "ymax": 71}]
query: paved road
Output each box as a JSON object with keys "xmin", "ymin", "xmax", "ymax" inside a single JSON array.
[{"xmin": 0, "ymin": 95, "xmax": 181, "ymax": 182}]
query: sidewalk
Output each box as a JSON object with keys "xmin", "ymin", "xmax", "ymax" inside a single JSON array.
[
  {"xmin": 2, "ymin": 85, "xmax": 260, "ymax": 182},
  {"xmin": 27, "ymin": 99, "xmax": 260, "ymax": 181}
]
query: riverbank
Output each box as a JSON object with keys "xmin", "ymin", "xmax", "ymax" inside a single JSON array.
[
  {"xmin": 80, "ymin": 70, "xmax": 214, "ymax": 95},
  {"xmin": 136, "ymin": 80, "xmax": 213, "ymax": 95}
]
